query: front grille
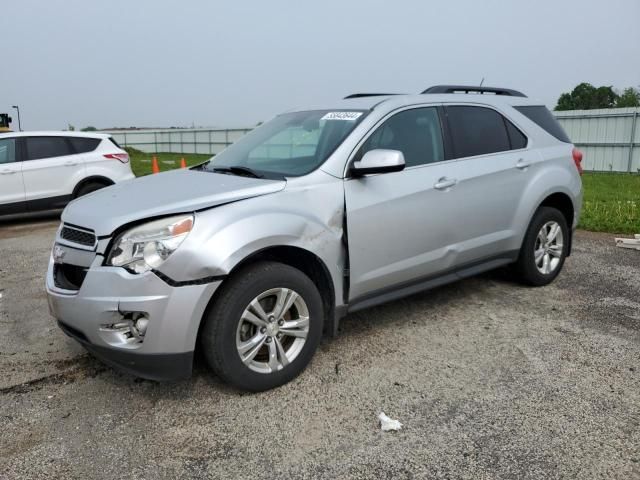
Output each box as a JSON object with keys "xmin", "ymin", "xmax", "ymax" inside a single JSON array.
[
  {"xmin": 61, "ymin": 225, "xmax": 96, "ymax": 247},
  {"xmin": 53, "ymin": 263, "xmax": 88, "ymax": 291}
]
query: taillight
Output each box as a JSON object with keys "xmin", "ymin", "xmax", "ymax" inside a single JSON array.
[
  {"xmin": 572, "ymin": 148, "xmax": 583, "ymax": 175},
  {"xmin": 104, "ymin": 153, "xmax": 129, "ymax": 164}
]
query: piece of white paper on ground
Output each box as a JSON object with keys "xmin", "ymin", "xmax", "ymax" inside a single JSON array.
[{"xmin": 378, "ymin": 412, "xmax": 402, "ymax": 431}]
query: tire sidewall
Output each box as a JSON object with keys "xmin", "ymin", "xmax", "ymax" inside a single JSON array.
[
  {"xmin": 202, "ymin": 262, "xmax": 324, "ymax": 391},
  {"xmin": 519, "ymin": 207, "xmax": 569, "ymax": 286},
  {"xmin": 76, "ymin": 182, "xmax": 105, "ymax": 198}
]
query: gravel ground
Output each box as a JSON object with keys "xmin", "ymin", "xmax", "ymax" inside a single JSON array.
[{"xmin": 0, "ymin": 218, "xmax": 639, "ymax": 480}]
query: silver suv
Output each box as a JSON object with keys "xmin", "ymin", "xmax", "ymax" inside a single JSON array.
[{"xmin": 46, "ymin": 85, "xmax": 583, "ymax": 391}]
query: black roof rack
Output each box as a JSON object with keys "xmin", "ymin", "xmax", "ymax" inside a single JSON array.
[
  {"xmin": 421, "ymin": 85, "xmax": 526, "ymax": 97},
  {"xmin": 343, "ymin": 93, "xmax": 404, "ymax": 99}
]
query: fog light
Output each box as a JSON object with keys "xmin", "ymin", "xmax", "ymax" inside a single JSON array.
[
  {"xmin": 99, "ymin": 311, "xmax": 149, "ymax": 346},
  {"xmin": 131, "ymin": 317, "xmax": 149, "ymax": 339}
]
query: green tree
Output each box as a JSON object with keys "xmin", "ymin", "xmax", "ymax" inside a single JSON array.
[
  {"xmin": 556, "ymin": 92, "xmax": 574, "ymax": 110},
  {"xmin": 554, "ymin": 83, "xmax": 619, "ymax": 110},
  {"xmin": 615, "ymin": 87, "xmax": 640, "ymax": 107},
  {"xmin": 81, "ymin": 126, "xmax": 97, "ymax": 131}
]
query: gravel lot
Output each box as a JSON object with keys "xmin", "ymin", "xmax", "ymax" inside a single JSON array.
[{"xmin": 1, "ymin": 218, "xmax": 639, "ymax": 479}]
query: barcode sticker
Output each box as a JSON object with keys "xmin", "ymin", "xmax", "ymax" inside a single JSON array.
[{"xmin": 321, "ymin": 111, "xmax": 363, "ymax": 121}]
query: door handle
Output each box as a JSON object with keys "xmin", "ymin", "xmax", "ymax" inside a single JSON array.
[
  {"xmin": 516, "ymin": 159, "xmax": 531, "ymax": 170},
  {"xmin": 64, "ymin": 161, "xmax": 79, "ymax": 166},
  {"xmin": 0, "ymin": 168, "xmax": 17, "ymax": 175},
  {"xmin": 434, "ymin": 177, "xmax": 457, "ymax": 190}
]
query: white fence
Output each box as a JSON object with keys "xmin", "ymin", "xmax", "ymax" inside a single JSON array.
[
  {"xmin": 106, "ymin": 107, "xmax": 640, "ymax": 173},
  {"xmin": 555, "ymin": 107, "xmax": 640, "ymax": 173},
  {"xmin": 105, "ymin": 128, "xmax": 253, "ymax": 156}
]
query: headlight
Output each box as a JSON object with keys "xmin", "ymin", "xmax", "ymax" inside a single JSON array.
[{"xmin": 106, "ymin": 215, "xmax": 194, "ymax": 274}]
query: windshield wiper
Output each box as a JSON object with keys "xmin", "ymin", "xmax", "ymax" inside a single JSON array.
[{"xmin": 212, "ymin": 166, "xmax": 264, "ymax": 178}]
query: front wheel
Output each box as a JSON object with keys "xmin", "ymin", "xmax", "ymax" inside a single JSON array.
[
  {"xmin": 200, "ymin": 261, "xmax": 324, "ymax": 391},
  {"xmin": 514, "ymin": 206, "xmax": 569, "ymax": 286}
]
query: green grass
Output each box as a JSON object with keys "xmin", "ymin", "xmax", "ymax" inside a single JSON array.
[
  {"xmin": 579, "ymin": 173, "xmax": 639, "ymax": 234},
  {"xmin": 128, "ymin": 150, "xmax": 212, "ymax": 177},
  {"xmin": 129, "ymin": 151, "xmax": 639, "ymax": 234}
]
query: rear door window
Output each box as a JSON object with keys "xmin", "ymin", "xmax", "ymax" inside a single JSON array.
[
  {"xmin": 0, "ymin": 138, "xmax": 16, "ymax": 164},
  {"xmin": 446, "ymin": 106, "xmax": 511, "ymax": 158},
  {"xmin": 25, "ymin": 136, "xmax": 72, "ymax": 160},
  {"xmin": 68, "ymin": 137, "xmax": 101, "ymax": 153},
  {"xmin": 513, "ymin": 106, "xmax": 571, "ymax": 143}
]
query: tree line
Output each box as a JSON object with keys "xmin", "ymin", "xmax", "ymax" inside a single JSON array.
[{"xmin": 555, "ymin": 83, "xmax": 640, "ymax": 110}]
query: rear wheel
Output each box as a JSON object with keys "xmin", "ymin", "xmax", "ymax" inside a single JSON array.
[
  {"xmin": 200, "ymin": 261, "xmax": 324, "ymax": 391},
  {"xmin": 75, "ymin": 181, "xmax": 108, "ymax": 198},
  {"xmin": 514, "ymin": 206, "xmax": 569, "ymax": 286}
]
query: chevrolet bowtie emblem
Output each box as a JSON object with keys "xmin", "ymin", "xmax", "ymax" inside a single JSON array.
[{"xmin": 53, "ymin": 245, "xmax": 66, "ymax": 264}]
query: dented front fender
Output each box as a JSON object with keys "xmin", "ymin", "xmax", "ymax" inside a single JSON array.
[{"xmin": 157, "ymin": 171, "xmax": 346, "ymax": 303}]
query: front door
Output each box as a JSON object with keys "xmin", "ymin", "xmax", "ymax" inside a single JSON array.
[
  {"xmin": 344, "ymin": 106, "xmax": 466, "ymax": 301},
  {"xmin": 22, "ymin": 136, "xmax": 83, "ymax": 211},
  {"xmin": 0, "ymin": 137, "xmax": 26, "ymax": 215}
]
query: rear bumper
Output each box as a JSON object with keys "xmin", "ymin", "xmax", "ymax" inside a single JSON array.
[{"xmin": 58, "ymin": 320, "xmax": 193, "ymax": 381}]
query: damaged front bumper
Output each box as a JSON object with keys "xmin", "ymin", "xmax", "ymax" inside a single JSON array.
[{"xmin": 46, "ymin": 254, "xmax": 220, "ymax": 381}]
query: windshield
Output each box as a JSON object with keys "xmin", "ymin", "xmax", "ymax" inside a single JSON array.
[{"xmin": 203, "ymin": 110, "xmax": 367, "ymax": 178}]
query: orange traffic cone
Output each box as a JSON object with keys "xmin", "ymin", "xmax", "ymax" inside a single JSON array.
[
  {"xmin": 151, "ymin": 156, "xmax": 160, "ymax": 174},
  {"xmin": 180, "ymin": 157, "xmax": 187, "ymax": 169}
]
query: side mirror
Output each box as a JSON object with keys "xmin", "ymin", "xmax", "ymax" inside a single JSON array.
[{"xmin": 351, "ymin": 149, "xmax": 405, "ymax": 176}]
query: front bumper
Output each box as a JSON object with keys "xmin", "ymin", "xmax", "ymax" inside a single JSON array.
[
  {"xmin": 46, "ymin": 255, "xmax": 220, "ymax": 381},
  {"xmin": 57, "ymin": 320, "xmax": 194, "ymax": 381}
]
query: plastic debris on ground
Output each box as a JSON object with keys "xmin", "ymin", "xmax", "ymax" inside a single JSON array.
[
  {"xmin": 615, "ymin": 234, "xmax": 640, "ymax": 251},
  {"xmin": 378, "ymin": 412, "xmax": 402, "ymax": 431}
]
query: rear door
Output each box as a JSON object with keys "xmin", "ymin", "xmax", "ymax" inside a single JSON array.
[
  {"xmin": 0, "ymin": 137, "xmax": 26, "ymax": 215},
  {"xmin": 22, "ymin": 136, "xmax": 85, "ymax": 211},
  {"xmin": 441, "ymin": 104, "xmax": 535, "ymax": 269}
]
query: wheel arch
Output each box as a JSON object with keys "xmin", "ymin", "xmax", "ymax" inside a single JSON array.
[
  {"xmin": 198, "ymin": 245, "xmax": 337, "ymax": 341},
  {"xmin": 535, "ymin": 191, "xmax": 575, "ymax": 255},
  {"xmin": 515, "ymin": 161, "xmax": 580, "ymax": 259},
  {"xmin": 72, "ymin": 176, "xmax": 114, "ymax": 198},
  {"xmin": 539, "ymin": 192, "xmax": 574, "ymax": 231}
]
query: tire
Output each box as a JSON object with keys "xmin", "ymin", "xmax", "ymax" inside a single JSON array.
[
  {"xmin": 200, "ymin": 261, "xmax": 324, "ymax": 392},
  {"xmin": 514, "ymin": 206, "xmax": 569, "ymax": 286},
  {"xmin": 75, "ymin": 182, "xmax": 107, "ymax": 198}
]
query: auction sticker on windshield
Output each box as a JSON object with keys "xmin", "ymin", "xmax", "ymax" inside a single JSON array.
[{"xmin": 321, "ymin": 111, "xmax": 363, "ymax": 121}]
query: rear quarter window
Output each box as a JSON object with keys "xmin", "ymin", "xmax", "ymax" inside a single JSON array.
[
  {"xmin": 108, "ymin": 137, "xmax": 123, "ymax": 149},
  {"xmin": 68, "ymin": 137, "xmax": 101, "ymax": 153},
  {"xmin": 513, "ymin": 106, "xmax": 571, "ymax": 143}
]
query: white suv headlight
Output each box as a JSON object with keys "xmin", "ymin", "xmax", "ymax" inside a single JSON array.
[{"xmin": 106, "ymin": 215, "xmax": 194, "ymax": 274}]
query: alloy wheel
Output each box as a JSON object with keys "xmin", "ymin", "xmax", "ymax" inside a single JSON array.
[
  {"xmin": 534, "ymin": 221, "xmax": 564, "ymax": 275},
  {"xmin": 235, "ymin": 288, "xmax": 309, "ymax": 374}
]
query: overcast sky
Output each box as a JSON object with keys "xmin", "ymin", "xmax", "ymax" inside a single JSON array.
[{"xmin": 2, "ymin": 0, "xmax": 639, "ymax": 131}]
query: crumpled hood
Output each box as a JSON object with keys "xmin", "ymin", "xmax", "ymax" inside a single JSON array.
[{"xmin": 62, "ymin": 168, "xmax": 286, "ymax": 236}]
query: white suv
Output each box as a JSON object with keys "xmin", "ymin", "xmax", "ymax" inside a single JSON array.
[{"xmin": 0, "ymin": 131, "xmax": 134, "ymax": 216}]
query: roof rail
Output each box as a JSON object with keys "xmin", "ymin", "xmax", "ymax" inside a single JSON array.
[
  {"xmin": 421, "ymin": 85, "xmax": 527, "ymax": 97},
  {"xmin": 343, "ymin": 93, "xmax": 404, "ymax": 99}
]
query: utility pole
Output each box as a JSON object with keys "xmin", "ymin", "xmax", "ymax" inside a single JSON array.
[{"xmin": 11, "ymin": 105, "xmax": 21, "ymax": 131}]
